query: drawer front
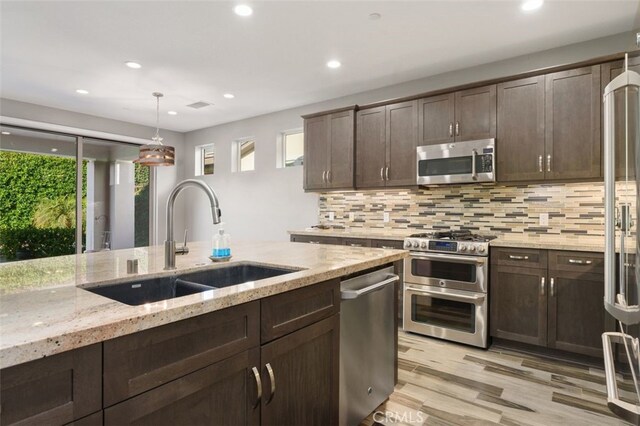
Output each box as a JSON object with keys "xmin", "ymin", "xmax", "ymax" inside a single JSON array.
[
  {"xmin": 290, "ymin": 234, "xmax": 343, "ymax": 245},
  {"xmin": 1, "ymin": 344, "xmax": 102, "ymax": 426},
  {"xmin": 261, "ymin": 279, "xmax": 340, "ymax": 343},
  {"xmin": 491, "ymin": 247, "xmax": 547, "ymax": 269},
  {"xmin": 343, "ymin": 238, "xmax": 372, "ymax": 247},
  {"xmin": 549, "ymin": 250, "xmax": 604, "ymax": 274},
  {"xmin": 103, "ymin": 301, "xmax": 259, "ymax": 407},
  {"xmin": 371, "ymin": 239, "xmax": 405, "ymax": 249}
]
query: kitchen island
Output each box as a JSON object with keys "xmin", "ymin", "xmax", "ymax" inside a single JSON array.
[{"xmin": 0, "ymin": 241, "xmax": 407, "ymax": 426}]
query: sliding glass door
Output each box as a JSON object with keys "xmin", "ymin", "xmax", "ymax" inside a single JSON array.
[{"xmin": 0, "ymin": 126, "xmax": 153, "ymax": 262}]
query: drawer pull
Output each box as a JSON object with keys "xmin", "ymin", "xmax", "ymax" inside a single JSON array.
[
  {"xmin": 509, "ymin": 255, "xmax": 529, "ymax": 260},
  {"xmin": 568, "ymin": 259, "xmax": 592, "ymax": 265},
  {"xmin": 349, "ymin": 243, "xmax": 363, "ymax": 247},
  {"xmin": 308, "ymin": 241, "xmax": 320, "ymax": 244},
  {"xmin": 381, "ymin": 246, "xmax": 395, "ymax": 249},
  {"xmin": 251, "ymin": 366, "xmax": 262, "ymax": 408},
  {"xmin": 265, "ymin": 363, "xmax": 276, "ymax": 405}
]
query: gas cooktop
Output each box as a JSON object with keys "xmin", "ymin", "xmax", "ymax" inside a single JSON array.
[{"xmin": 404, "ymin": 230, "xmax": 496, "ymax": 256}]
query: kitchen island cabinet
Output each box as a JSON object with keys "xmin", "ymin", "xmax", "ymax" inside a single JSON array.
[{"xmin": 0, "ymin": 241, "xmax": 405, "ymax": 426}]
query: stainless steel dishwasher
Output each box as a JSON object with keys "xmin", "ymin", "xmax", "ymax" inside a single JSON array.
[{"xmin": 340, "ymin": 265, "xmax": 399, "ymax": 426}]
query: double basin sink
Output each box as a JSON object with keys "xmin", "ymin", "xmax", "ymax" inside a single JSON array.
[{"xmin": 83, "ymin": 263, "xmax": 299, "ymax": 306}]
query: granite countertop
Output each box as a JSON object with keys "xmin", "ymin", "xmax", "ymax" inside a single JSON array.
[
  {"xmin": 287, "ymin": 228, "xmax": 413, "ymax": 241},
  {"xmin": 289, "ymin": 229, "xmax": 636, "ymax": 253},
  {"xmin": 0, "ymin": 241, "xmax": 407, "ymax": 369}
]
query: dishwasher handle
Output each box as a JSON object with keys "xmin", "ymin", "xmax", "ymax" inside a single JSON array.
[{"xmin": 340, "ymin": 274, "xmax": 399, "ymax": 300}]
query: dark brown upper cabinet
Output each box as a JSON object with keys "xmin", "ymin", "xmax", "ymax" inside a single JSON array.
[
  {"xmin": 417, "ymin": 93, "xmax": 455, "ymax": 145},
  {"xmin": 303, "ymin": 107, "xmax": 356, "ymax": 191},
  {"xmin": 357, "ymin": 100, "xmax": 417, "ymax": 189},
  {"xmin": 544, "ymin": 66, "xmax": 601, "ymax": 180},
  {"xmin": 455, "ymin": 85, "xmax": 497, "ymax": 141},
  {"xmin": 497, "ymin": 76, "xmax": 545, "ymax": 182},
  {"xmin": 418, "ymin": 85, "xmax": 496, "ymax": 146},
  {"xmin": 602, "ymin": 57, "xmax": 640, "ymax": 179}
]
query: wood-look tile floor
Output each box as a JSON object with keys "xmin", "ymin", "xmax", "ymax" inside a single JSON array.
[{"xmin": 361, "ymin": 331, "xmax": 638, "ymax": 426}]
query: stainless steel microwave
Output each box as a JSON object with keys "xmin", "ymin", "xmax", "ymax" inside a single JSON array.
[{"xmin": 416, "ymin": 138, "xmax": 495, "ymax": 185}]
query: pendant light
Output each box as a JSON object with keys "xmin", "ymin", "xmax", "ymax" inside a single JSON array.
[{"xmin": 135, "ymin": 92, "xmax": 175, "ymax": 166}]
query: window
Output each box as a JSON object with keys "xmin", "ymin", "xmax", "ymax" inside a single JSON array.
[
  {"xmin": 283, "ymin": 130, "xmax": 303, "ymax": 167},
  {"xmin": 235, "ymin": 138, "xmax": 255, "ymax": 172},
  {"xmin": 195, "ymin": 144, "xmax": 215, "ymax": 176}
]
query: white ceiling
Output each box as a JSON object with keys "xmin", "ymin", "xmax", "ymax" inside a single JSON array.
[{"xmin": 1, "ymin": 1, "xmax": 638, "ymax": 133}]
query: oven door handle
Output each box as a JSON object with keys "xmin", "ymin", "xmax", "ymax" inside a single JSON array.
[
  {"xmin": 409, "ymin": 252, "xmax": 487, "ymax": 265},
  {"xmin": 406, "ymin": 286, "xmax": 486, "ymax": 302},
  {"xmin": 341, "ymin": 275, "xmax": 399, "ymax": 300}
]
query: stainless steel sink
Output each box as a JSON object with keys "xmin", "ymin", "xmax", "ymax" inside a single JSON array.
[{"xmin": 82, "ymin": 263, "xmax": 299, "ymax": 306}]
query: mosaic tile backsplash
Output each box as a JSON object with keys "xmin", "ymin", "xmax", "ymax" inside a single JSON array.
[{"xmin": 318, "ymin": 182, "xmax": 637, "ymax": 237}]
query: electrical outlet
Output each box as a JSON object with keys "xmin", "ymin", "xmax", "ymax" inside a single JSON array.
[
  {"xmin": 328, "ymin": 211, "xmax": 335, "ymax": 221},
  {"xmin": 349, "ymin": 212, "xmax": 355, "ymax": 221},
  {"xmin": 539, "ymin": 213, "xmax": 549, "ymax": 226},
  {"xmin": 383, "ymin": 212, "xmax": 390, "ymax": 223}
]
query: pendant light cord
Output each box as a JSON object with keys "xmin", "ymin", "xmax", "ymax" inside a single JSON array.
[{"xmin": 153, "ymin": 93, "xmax": 163, "ymax": 145}]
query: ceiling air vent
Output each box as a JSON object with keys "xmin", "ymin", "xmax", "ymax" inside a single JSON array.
[{"xmin": 186, "ymin": 101, "xmax": 212, "ymax": 109}]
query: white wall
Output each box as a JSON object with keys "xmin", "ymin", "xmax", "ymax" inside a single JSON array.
[
  {"xmin": 0, "ymin": 98, "xmax": 186, "ymax": 243},
  {"xmin": 182, "ymin": 30, "xmax": 638, "ymax": 243}
]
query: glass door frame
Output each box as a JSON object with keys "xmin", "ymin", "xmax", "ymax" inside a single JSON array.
[{"xmin": 0, "ymin": 124, "xmax": 156, "ymax": 254}]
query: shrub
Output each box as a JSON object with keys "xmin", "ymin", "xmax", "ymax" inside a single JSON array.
[{"xmin": 0, "ymin": 227, "xmax": 78, "ymax": 261}]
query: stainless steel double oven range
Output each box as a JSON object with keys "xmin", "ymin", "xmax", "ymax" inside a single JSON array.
[{"xmin": 403, "ymin": 230, "xmax": 496, "ymax": 348}]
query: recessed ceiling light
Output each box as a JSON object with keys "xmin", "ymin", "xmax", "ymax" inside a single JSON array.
[
  {"xmin": 51, "ymin": 148, "xmax": 58, "ymax": 153},
  {"xmin": 521, "ymin": 0, "xmax": 543, "ymax": 12},
  {"xmin": 223, "ymin": 93, "xmax": 235, "ymax": 99},
  {"xmin": 76, "ymin": 89, "xmax": 89, "ymax": 94},
  {"xmin": 1, "ymin": 131, "xmax": 10, "ymax": 135},
  {"xmin": 369, "ymin": 13, "xmax": 381, "ymax": 20},
  {"xmin": 125, "ymin": 61, "xmax": 142, "ymax": 69},
  {"xmin": 234, "ymin": 4, "xmax": 253, "ymax": 16},
  {"xmin": 327, "ymin": 60, "xmax": 341, "ymax": 69},
  {"xmin": 167, "ymin": 111, "xmax": 178, "ymax": 115}
]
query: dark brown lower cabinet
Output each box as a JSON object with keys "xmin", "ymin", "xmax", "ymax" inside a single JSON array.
[
  {"xmin": 490, "ymin": 265, "xmax": 547, "ymax": 346},
  {"xmin": 64, "ymin": 411, "xmax": 103, "ymax": 426},
  {"xmin": 105, "ymin": 348, "xmax": 261, "ymax": 426},
  {"xmin": 260, "ymin": 314, "xmax": 340, "ymax": 426},
  {"xmin": 289, "ymin": 234, "xmax": 342, "ymax": 245},
  {"xmin": 491, "ymin": 249, "xmax": 610, "ymax": 357},
  {"xmin": 0, "ymin": 344, "xmax": 102, "ymax": 426},
  {"xmin": 547, "ymin": 270, "xmax": 612, "ymax": 357}
]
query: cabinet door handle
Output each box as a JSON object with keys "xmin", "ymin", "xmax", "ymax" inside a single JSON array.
[
  {"xmin": 449, "ymin": 122, "xmax": 453, "ymax": 137},
  {"xmin": 455, "ymin": 121, "xmax": 460, "ymax": 136},
  {"xmin": 509, "ymin": 255, "xmax": 529, "ymax": 260},
  {"xmin": 540, "ymin": 277, "xmax": 545, "ymax": 296},
  {"xmin": 380, "ymin": 167, "xmax": 385, "ymax": 181},
  {"xmin": 538, "ymin": 155, "xmax": 543, "ymax": 173},
  {"xmin": 251, "ymin": 366, "xmax": 262, "ymax": 408},
  {"xmin": 546, "ymin": 155, "xmax": 551, "ymax": 172},
  {"xmin": 265, "ymin": 363, "xmax": 276, "ymax": 405},
  {"xmin": 385, "ymin": 166, "xmax": 390, "ymax": 181},
  {"xmin": 322, "ymin": 171, "xmax": 326, "ymax": 183},
  {"xmin": 550, "ymin": 278, "xmax": 555, "ymax": 297},
  {"xmin": 568, "ymin": 259, "xmax": 592, "ymax": 265},
  {"xmin": 327, "ymin": 170, "xmax": 332, "ymax": 183}
]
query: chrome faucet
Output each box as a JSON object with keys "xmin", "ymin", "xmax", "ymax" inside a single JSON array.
[{"xmin": 165, "ymin": 179, "xmax": 221, "ymax": 270}]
